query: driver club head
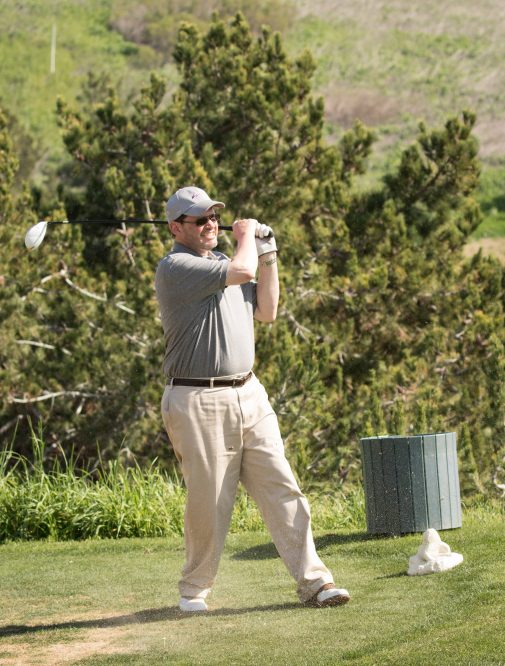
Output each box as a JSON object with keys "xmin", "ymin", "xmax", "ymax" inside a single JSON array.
[{"xmin": 25, "ymin": 220, "xmax": 48, "ymax": 251}]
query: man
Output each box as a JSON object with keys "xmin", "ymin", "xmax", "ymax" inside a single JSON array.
[{"xmin": 155, "ymin": 186, "xmax": 350, "ymax": 612}]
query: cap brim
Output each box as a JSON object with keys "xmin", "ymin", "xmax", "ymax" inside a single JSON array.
[{"xmin": 184, "ymin": 199, "xmax": 225, "ymax": 217}]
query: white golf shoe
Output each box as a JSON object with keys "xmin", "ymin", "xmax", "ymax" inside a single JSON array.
[
  {"xmin": 179, "ymin": 597, "xmax": 208, "ymax": 612},
  {"xmin": 306, "ymin": 583, "xmax": 351, "ymax": 607}
]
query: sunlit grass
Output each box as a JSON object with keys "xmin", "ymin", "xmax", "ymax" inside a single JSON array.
[
  {"xmin": 0, "ymin": 430, "xmax": 365, "ymax": 542},
  {"xmin": 0, "ymin": 508, "xmax": 503, "ymax": 665},
  {"xmin": 474, "ymin": 163, "xmax": 505, "ymax": 238}
]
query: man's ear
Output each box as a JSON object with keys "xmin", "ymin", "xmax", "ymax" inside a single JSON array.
[{"xmin": 168, "ymin": 221, "xmax": 179, "ymax": 237}]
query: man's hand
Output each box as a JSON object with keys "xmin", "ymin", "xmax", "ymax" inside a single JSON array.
[
  {"xmin": 255, "ymin": 221, "xmax": 273, "ymax": 239},
  {"xmin": 226, "ymin": 218, "xmax": 258, "ymax": 287},
  {"xmin": 232, "ymin": 218, "xmax": 257, "ymax": 241},
  {"xmin": 254, "ymin": 221, "xmax": 277, "ymax": 257}
]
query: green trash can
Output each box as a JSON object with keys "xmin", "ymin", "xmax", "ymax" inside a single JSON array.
[{"xmin": 359, "ymin": 432, "xmax": 462, "ymax": 535}]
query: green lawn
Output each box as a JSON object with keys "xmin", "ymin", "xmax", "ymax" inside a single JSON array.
[
  {"xmin": 474, "ymin": 164, "xmax": 505, "ymax": 239},
  {"xmin": 0, "ymin": 507, "xmax": 503, "ymax": 665}
]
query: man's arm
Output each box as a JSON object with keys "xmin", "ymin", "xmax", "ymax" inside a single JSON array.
[
  {"xmin": 225, "ymin": 218, "xmax": 258, "ymax": 286},
  {"xmin": 255, "ymin": 251, "xmax": 279, "ymax": 322}
]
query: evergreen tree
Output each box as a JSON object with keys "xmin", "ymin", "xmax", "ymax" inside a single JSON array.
[
  {"xmin": 458, "ymin": 423, "xmax": 484, "ymax": 496},
  {"xmin": 389, "ymin": 400, "xmax": 407, "ymax": 436},
  {"xmin": 0, "ymin": 15, "xmax": 503, "ymax": 493},
  {"xmin": 414, "ymin": 402, "xmax": 428, "ymax": 435}
]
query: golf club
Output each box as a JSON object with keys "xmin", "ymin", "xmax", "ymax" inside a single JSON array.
[{"xmin": 24, "ymin": 219, "xmax": 272, "ymax": 250}]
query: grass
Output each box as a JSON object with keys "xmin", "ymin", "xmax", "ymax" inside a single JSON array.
[
  {"xmin": 474, "ymin": 163, "xmax": 505, "ymax": 238},
  {"xmin": 466, "ymin": 162, "xmax": 505, "ymax": 259},
  {"xmin": 0, "ymin": 437, "xmax": 365, "ymax": 542},
  {"xmin": 292, "ymin": 0, "xmax": 505, "ymax": 121},
  {"xmin": 2, "ymin": 2, "xmax": 505, "ymax": 168},
  {"xmin": 0, "ymin": 0, "xmax": 178, "ymax": 182},
  {"xmin": 285, "ymin": 1, "xmax": 505, "ymax": 249},
  {"xmin": 0, "ymin": 506, "xmax": 503, "ymax": 664}
]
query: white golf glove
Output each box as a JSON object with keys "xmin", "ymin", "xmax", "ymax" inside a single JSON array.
[
  {"xmin": 254, "ymin": 221, "xmax": 277, "ymax": 257},
  {"xmin": 255, "ymin": 221, "xmax": 273, "ymax": 238}
]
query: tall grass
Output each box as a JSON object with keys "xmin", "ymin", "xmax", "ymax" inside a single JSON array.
[
  {"xmin": 0, "ymin": 430, "xmax": 365, "ymax": 542},
  {"xmin": 0, "ymin": 430, "xmax": 186, "ymax": 542}
]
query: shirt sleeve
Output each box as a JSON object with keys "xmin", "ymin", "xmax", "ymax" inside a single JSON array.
[
  {"xmin": 240, "ymin": 280, "xmax": 257, "ymax": 312},
  {"xmin": 155, "ymin": 254, "xmax": 228, "ymax": 304}
]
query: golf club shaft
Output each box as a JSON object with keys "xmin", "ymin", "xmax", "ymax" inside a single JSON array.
[
  {"xmin": 51, "ymin": 220, "xmax": 233, "ymax": 232},
  {"xmin": 49, "ymin": 221, "xmax": 268, "ymax": 235},
  {"xmin": 50, "ymin": 219, "xmax": 168, "ymax": 225}
]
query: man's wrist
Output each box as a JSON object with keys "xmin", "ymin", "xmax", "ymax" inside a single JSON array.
[
  {"xmin": 259, "ymin": 252, "xmax": 277, "ymax": 267},
  {"xmin": 255, "ymin": 235, "xmax": 277, "ymax": 257}
]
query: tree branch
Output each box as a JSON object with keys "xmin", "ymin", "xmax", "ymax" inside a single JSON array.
[
  {"xmin": 9, "ymin": 390, "xmax": 108, "ymax": 404},
  {"xmin": 278, "ymin": 307, "xmax": 314, "ymax": 340},
  {"xmin": 0, "ymin": 415, "xmax": 25, "ymax": 436},
  {"xmin": 16, "ymin": 340, "xmax": 72, "ymax": 356}
]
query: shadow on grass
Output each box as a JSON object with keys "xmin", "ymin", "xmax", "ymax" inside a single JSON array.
[
  {"xmin": 0, "ymin": 602, "xmax": 303, "ymax": 637},
  {"xmin": 232, "ymin": 531, "xmax": 371, "ymax": 560}
]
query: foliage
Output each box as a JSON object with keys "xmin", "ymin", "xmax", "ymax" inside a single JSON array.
[
  {"xmin": 0, "ymin": 433, "xmax": 364, "ymax": 541},
  {"xmin": 458, "ymin": 423, "xmax": 484, "ymax": 496},
  {"xmin": 0, "ymin": 15, "xmax": 504, "ymax": 499},
  {"xmin": 0, "ymin": 110, "xmax": 18, "ymax": 217}
]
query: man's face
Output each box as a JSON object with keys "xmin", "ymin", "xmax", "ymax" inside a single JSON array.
[{"xmin": 171, "ymin": 207, "xmax": 220, "ymax": 256}]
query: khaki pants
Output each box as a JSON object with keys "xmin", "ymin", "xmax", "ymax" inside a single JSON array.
[{"xmin": 161, "ymin": 374, "xmax": 334, "ymax": 602}]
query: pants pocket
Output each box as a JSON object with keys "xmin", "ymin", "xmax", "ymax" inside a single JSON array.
[{"xmin": 161, "ymin": 387, "xmax": 183, "ymax": 462}]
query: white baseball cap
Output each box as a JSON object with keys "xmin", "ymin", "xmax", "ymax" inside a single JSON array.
[{"xmin": 166, "ymin": 186, "xmax": 225, "ymax": 221}]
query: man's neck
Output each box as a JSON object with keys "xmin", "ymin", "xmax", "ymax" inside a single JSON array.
[{"xmin": 173, "ymin": 241, "xmax": 212, "ymax": 258}]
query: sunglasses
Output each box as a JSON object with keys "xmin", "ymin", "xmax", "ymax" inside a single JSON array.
[{"xmin": 181, "ymin": 213, "xmax": 221, "ymax": 227}]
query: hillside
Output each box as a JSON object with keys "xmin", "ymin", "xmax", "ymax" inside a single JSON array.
[{"xmin": 0, "ymin": 0, "xmax": 504, "ymax": 241}]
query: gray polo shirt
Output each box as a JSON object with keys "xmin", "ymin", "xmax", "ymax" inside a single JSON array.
[{"xmin": 155, "ymin": 242, "xmax": 257, "ymax": 378}]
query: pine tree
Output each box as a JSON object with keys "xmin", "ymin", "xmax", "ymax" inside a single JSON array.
[
  {"xmin": 414, "ymin": 402, "xmax": 428, "ymax": 435},
  {"xmin": 389, "ymin": 400, "xmax": 407, "ymax": 436},
  {"xmin": 458, "ymin": 424, "xmax": 483, "ymax": 496},
  {"xmin": 1, "ymin": 15, "xmax": 503, "ymax": 489}
]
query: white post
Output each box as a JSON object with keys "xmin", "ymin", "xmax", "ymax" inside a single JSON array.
[{"xmin": 50, "ymin": 23, "xmax": 56, "ymax": 74}]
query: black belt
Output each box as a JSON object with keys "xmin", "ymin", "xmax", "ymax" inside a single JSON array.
[{"xmin": 169, "ymin": 371, "xmax": 253, "ymax": 388}]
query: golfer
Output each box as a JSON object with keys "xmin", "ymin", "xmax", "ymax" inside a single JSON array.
[{"xmin": 155, "ymin": 186, "xmax": 350, "ymax": 612}]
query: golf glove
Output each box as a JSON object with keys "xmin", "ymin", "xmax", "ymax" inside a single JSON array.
[
  {"xmin": 254, "ymin": 221, "xmax": 277, "ymax": 257},
  {"xmin": 255, "ymin": 221, "xmax": 273, "ymax": 239}
]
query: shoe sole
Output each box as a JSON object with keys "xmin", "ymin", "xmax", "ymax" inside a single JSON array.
[
  {"xmin": 178, "ymin": 600, "xmax": 209, "ymax": 612},
  {"xmin": 306, "ymin": 593, "xmax": 351, "ymax": 608}
]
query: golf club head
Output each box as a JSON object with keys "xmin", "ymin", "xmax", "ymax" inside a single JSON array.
[{"xmin": 25, "ymin": 221, "xmax": 48, "ymax": 250}]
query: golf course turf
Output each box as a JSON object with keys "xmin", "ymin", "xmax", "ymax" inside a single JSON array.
[{"xmin": 0, "ymin": 507, "xmax": 503, "ymax": 665}]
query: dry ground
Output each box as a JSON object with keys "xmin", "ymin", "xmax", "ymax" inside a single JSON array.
[{"xmin": 463, "ymin": 237, "xmax": 505, "ymax": 264}]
